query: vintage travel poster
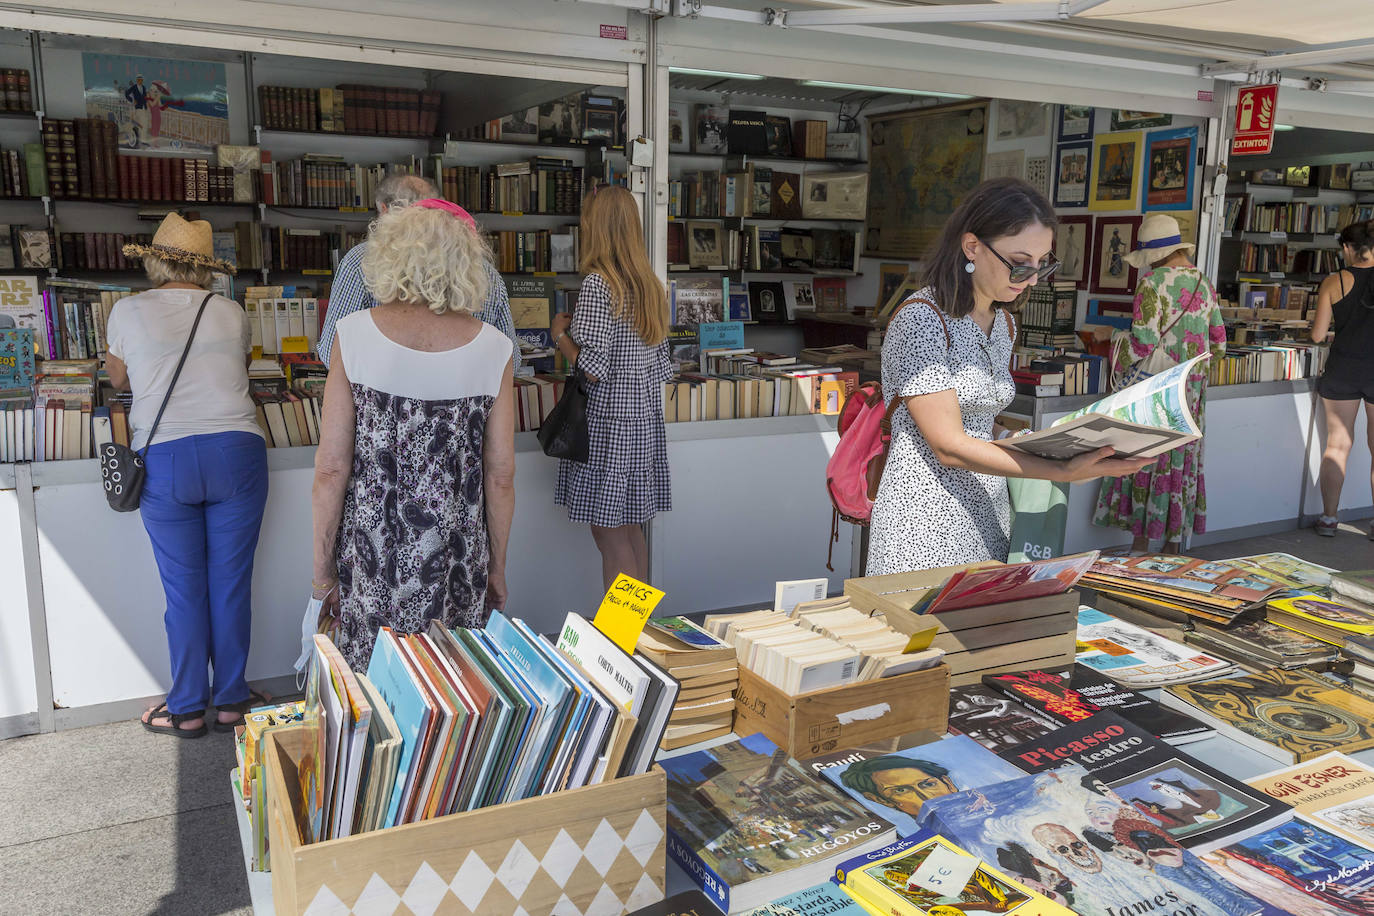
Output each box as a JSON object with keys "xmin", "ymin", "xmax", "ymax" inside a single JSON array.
[{"xmin": 82, "ymin": 52, "xmax": 230, "ymax": 152}]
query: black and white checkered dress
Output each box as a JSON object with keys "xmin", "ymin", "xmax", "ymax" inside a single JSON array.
[{"xmin": 555, "ymin": 273, "xmax": 673, "ymax": 527}]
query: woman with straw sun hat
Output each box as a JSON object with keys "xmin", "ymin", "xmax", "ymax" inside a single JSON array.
[
  {"xmin": 107, "ymin": 212, "xmax": 269, "ymax": 738},
  {"xmin": 1092, "ymin": 213, "xmax": 1227, "ymax": 556}
]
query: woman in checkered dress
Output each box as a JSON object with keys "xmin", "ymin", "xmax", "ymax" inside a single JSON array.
[{"xmin": 552, "ymin": 186, "xmax": 672, "ymax": 589}]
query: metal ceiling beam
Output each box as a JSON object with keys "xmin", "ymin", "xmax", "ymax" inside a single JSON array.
[
  {"xmin": 784, "ymin": 0, "xmax": 1110, "ymax": 27},
  {"xmin": 1204, "ymin": 40, "xmax": 1374, "ymax": 76}
]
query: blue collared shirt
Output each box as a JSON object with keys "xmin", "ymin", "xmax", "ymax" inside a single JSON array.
[{"xmin": 317, "ymin": 241, "xmax": 520, "ymax": 369}]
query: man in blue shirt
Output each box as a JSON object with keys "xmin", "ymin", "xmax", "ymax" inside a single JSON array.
[{"xmin": 317, "ymin": 174, "xmax": 519, "ymax": 368}]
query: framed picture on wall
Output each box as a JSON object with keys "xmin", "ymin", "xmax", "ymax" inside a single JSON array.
[
  {"xmin": 1053, "ymin": 140, "xmax": 1092, "ymax": 208},
  {"xmin": 994, "ymin": 99, "xmax": 1049, "ymax": 141},
  {"xmin": 1111, "ymin": 111, "xmax": 1171, "ymax": 130},
  {"xmin": 1090, "ymin": 215, "xmax": 1141, "ymax": 294},
  {"xmin": 1057, "ymin": 105, "xmax": 1094, "ymax": 141},
  {"xmin": 1055, "ymin": 215, "xmax": 1092, "ymax": 289},
  {"xmin": 1089, "ymin": 131, "xmax": 1143, "ymax": 211},
  {"xmin": 1087, "ymin": 298, "xmax": 1134, "ymax": 330},
  {"xmin": 1144, "ymin": 127, "xmax": 1198, "ymax": 212}
]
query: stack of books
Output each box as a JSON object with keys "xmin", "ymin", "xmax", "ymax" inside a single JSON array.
[
  {"xmin": 1079, "ymin": 553, "xmax": 1292, "ymax": 626},
  {"xmin": 636, "ymin": 617, "xmax": 738, "ymax": 750},
  {"xmin": 1262, "ymin": 572, "xmax": 1374, "ymax": 698},
  {"xmin": 1076, "ymin": 606, "xmax": 1236, "ymax": 687}
]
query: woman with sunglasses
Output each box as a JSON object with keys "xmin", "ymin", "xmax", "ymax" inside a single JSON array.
[
  {"xmin": 1093, "ymin": 213, "xmax": 1226, "ymax": 555},
  {"xmin": 867, "ymin": 178, "xmax": 1149, "ymax": 575}
]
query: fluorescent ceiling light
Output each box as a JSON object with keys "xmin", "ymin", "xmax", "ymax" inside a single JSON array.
[
  {"xmin": 799, "ymin": 80, "xmax": 972, "ymax": 99},
  {"xmin": 669, "ymin": 67, "xmax": 765, "ymax": 81},
  {"xmin": 1273, "ymin": 123, "xmax": 1297, "ymax": 131}
]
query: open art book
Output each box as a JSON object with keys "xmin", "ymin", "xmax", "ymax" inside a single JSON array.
[{"xmin": 1001, "ymin": 353, "xmax": 1209, "ymax": 460}]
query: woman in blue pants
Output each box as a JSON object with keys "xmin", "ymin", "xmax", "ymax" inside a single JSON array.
[{"xmin": 107, "ymin": 213, "xmax": 269, "ymax": 738}]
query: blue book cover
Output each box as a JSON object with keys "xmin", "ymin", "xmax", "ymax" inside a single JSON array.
[
  {"xmin": 818, "ymin": 734, "xmax": 1025, "ymax": 837},
  {"xmin": 513, "ymin": 617, "xmax": 595, "ymax": 792},
  {"xmin": 472, "ymin": 628, "xmax": 542, "ymax": 805},
  {"xmin": 485, "ymin": 612, "xmax": 575, "ymax": 797},
  {"xmin": 916, "ymin": 766, "xmax": 1266, "ymax": 916},
  {"xmin": 363, "ymin": 629, "xmax": 432, "ymax": 829},
  {"xmin": 0, "ymin": 328, "xmax": 35, "ymax": 389},
  {"xmin": 1205, "ymin": 818, "xmax": 1374, "ymax": 916}
]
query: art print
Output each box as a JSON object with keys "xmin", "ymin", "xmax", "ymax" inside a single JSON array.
[
  {"xmin": 82, "ymin": 52, "xmax": 229, "ymax": 152},
  {"xmin": 1058, "ymin": 105, "xmax": 1094, "ymax": 141},
  {"xmin": 1090, "ymin": 131, "xmax": 1142, "ymax": 211},
  {"xmin": 1112, "ymin": 111, "xmax": 1172, "ymax": 131},
  {"xmin": 1109, "ymin": 760, "xmax": 1270, "ymax": 842},
  {"xmin": 995, "ymin": 99, "xmax": 1048, "ymax": 141},
  {"xmin": 1055, "ymin": 215, "xmax": 1091, "ymax": 287},
  {"xmin": 1053, "ymin": 141, "xmax": 1092, "ymax": 208},
  {"xmin": 1090, "ymin": 216, "xmax": 1140, "ymax": 294},
  {"xmin": 1144, "ymin": 127, "xmax": 1198, "ymax": 212}
]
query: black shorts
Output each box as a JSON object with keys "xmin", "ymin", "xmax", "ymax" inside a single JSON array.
[{"xmin": 1318, "ymin": 369, "xmax": 1374, "ymax": 402}]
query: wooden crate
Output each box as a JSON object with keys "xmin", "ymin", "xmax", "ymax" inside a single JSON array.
[
  {"xmin": 845, "ymin": 563, "xmax": 1078, "ymax": 686},
  {"xmin": 733, "ymin": 663, "xmax": 949, "ymax": 759},
  {"xmin": 263, "ymin": 725, "xmax": 667, "ymax": 916}
]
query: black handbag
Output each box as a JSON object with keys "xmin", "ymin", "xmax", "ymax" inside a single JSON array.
[
  {"xmin": 537, "ymin": 361, "xmax": 591, "ymax": 461},
  {"xmin": 100, "ymin": 292, "xmax": 213, "ymax": 512}
]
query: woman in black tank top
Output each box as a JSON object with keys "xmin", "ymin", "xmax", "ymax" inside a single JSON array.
[{"xmin": 1310, "ymin": 219, "xmax": 1374, "ymax": 539}]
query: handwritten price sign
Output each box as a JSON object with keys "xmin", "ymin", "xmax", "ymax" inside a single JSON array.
[{"xmin": 592, "ymin": 573, "xmax": 665, "ymax": 654}]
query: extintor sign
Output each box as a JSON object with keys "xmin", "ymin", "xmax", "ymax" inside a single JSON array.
[{"xmin": 1232, "ymin": 84, "xmax": 1279, "ymax": 156}]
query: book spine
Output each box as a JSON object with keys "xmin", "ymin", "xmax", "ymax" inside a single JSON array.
[
  {"xmin": 665, "ymin": 830, "xmax": 729, "ymax": 913},
  {"xmin": 16, "ymin": 68, "xmax": 31, "ymax": 112}
]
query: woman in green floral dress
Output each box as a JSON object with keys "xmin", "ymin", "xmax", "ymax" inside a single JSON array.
[{"xmin": 1094, "ymin": 214, "xmax": 1227, "ymax": 554}]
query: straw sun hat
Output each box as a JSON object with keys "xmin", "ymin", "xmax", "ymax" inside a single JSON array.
[
  {"xmin": 122, "ymin": 211, "xmax": 236, "ymax": 275},
  {"xmin": 1123, "ymin": 213, "xmax": 1195, "ymax": 270}
]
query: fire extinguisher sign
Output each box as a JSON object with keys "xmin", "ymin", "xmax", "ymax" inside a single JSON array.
[{"xmin": 1232, "ymin": 84, "xmax": 1279, "ymax": 156}]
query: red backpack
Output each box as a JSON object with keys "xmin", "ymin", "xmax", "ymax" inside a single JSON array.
[{"xmin": 825, "ymin": 298, "xmax": 950, "ymax": 568}]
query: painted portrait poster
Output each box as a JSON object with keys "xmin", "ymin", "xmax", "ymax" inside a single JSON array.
[{"xmin": 82, "ymin": 52, "xmax": 229, "ymax": 153}]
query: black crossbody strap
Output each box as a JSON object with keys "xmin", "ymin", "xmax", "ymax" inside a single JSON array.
[{"xmin": 140, "ymin": 291, "xmax": 214, "ymax": 456}]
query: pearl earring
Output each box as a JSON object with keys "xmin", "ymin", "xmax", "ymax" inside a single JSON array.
[{"xmin": 964, "ymin": 260, "xmax": 976, "ymax": 274}]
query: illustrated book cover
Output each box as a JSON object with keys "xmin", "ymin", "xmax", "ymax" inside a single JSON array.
[
  {"xmin": 1076, "ymin": 607, "xmax": 1237, "ymax": 688},
  {"xmin": 915, "ymin": 766, "xmax": 1266, "ymax": 916},
  {"xmin": 1163, "ymin": 669, "xmax": 1374, "ymax": 763},
  {"xmin": 818, "ymin": 734, "xmax": 1025, "ymax": 837},
  {"xmin": 947, "ymin": 684, "xmax": 1057, "ymax": 752},
  {"xmin": 661, "ymin": 731, "xmax": 895, "ymax": 913},
  {"xmin": 1246, "ymin": 752, "xmax": 1374, "ymax": 849},
  {"xmin": 997, "ymin": 711, "xmax": 1289, "ymax": 853},
  {"xmin": 1201, "ymin": 818, "xmax": 1374, "ymax": 916}
]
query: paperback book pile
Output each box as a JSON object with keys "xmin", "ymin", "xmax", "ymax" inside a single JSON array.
[
  {"xmin": 1185, "ymin": 618, "xmax": 1339, "ymax": 672},
  {"xmin": 846, "ymin": 557, "xmax": 1081, "ymax": 686},
  {"xmin": 661, "ymin": 732, "xmax": 897, "ymax": 913},
  {"xmin": 282, "ymin": 611, "xmax": 677, "ymax": 854},
  {"xmin": 1164, "ymin": 668, "xmax": 1374, "ymax": 763},
  {"xmin": 703, "ymin": 595, "xmax": 943, "ymax": 695},
  {"xmin": 637, "ymin": 617, "xmax": 737, "ymax": 750},
  {"xmin": 1080, "ymin": 553, "xmax": 1292, "ymax": 625},
  {"xmin": 1076, "ymin": 606, "xmax": 1237, "ymax": 687}
]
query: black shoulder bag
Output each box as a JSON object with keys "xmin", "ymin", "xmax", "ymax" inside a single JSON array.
[
  {"xmin": 537, "ymin": 360, "xmax": 591, "ymax": 461},
  {"xmin": 100, "ymin": 292, "xmax": 213, "ymax": 512}
]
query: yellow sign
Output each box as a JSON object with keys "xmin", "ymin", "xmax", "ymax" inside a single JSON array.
[
  {"xmin": 592, "ymin": 574, "xmax": 665, "ymax": 654},
  {"xmin": 903, "ymin": 621, "xmax": 940, "ymax": 653},
  {"xmin": 280, "ymin": 335, "xmax": 311, "ymax": 354}
]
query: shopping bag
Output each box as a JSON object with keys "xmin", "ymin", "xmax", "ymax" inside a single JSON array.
[{"xmin": 1006, "ymin": 476, "xmax": 1071, "ymax": 563}]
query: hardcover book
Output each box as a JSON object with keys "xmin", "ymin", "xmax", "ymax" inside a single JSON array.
[
  {"xmin": 997, "ymin": 711, "xmax": 1289, "ymax": 853},
  {"xmin": 726, "ymin": 109, "xmax": 769, "ymax": 156},
  {"xmin": 1201, "ymin": 818, "xmax": 1374, "ymax": 916},
  {"xmin": 916, "ymin": 766, "xmax": 1266, "ymax": 916},
  {"xmin": 835, "ymin": 832, "xmax": 1075, "ymax": 916},
  {"xmin": 1246, "ymin": 752, "xmax": 1374, "ymax": 849},
  {"xmin": 1064, "ymin": 664, "xmax": 1212, "ymax": 745},
  {"xmin": 770, "ymin": 170, "xmax": 802, "ymax": 219},
  {"xmin": 661, "ymin": 732, "xmax": 895, "ymax": 913},
  {"xmin": 694, "ymin": 104, "xmax": 729, "ymax": 154},
  {"xmin": 1164, "ymin": 669, "xmax": 1374, "ymax": 763},
  {"xmin": 819, "ymin": 734, "xmax": 1024, "ymax": 838}
]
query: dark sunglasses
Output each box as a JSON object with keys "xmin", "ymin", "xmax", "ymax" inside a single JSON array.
[{"xmin": 980, "ymin": 240, "xmax": 1060, "ymax": 283}]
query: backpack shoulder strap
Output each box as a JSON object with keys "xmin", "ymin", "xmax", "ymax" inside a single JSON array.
[{"xmin": 881, "ymin": 295, "xmax": 951, "ymax": 432}]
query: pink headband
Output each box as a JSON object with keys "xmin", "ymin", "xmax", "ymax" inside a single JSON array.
[{"xmin": 413, "ymin": 197, "xmax": 477, "ymax": 230}]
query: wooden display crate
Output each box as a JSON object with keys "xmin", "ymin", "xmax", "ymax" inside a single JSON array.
[
  {"xmin": 845, "ymin": 562, "xmax": 1078, "ymax": 687},
  {"xmin": 263, "ymin": 725, "xmax": 667, "ymax": 916},
  {"xmin": 733, "ymin": 663, "xmax": 949, "ymax": 759}
]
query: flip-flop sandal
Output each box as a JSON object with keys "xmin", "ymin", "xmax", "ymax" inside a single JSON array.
[
  {"xmin": 212, "ymin": 688, "xmax": 272, "ymax": 733},
  {"xmin": 140, "ymin": 702, "xmax": 207, "ymax": 739}
]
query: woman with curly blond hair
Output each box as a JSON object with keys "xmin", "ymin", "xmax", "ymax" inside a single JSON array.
[{"xmin": 311, "ymin": 199, "xmax": 516, "ymax": 670}]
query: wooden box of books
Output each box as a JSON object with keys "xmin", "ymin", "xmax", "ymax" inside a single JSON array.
[
  {"xmin": 263, "ymin": 725, "xmax": 667, "ymax": 916},
  {"xmin": 844, "ymin": 562, "xmax": 1079, "ymax": 687},
  {"xmin": 733, "ymin": 662, "xmax": 949, "ymax": 759}
]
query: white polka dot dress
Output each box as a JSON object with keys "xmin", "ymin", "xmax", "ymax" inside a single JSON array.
[{"xmin": 867, "ymin": 290, "xmax": 1017, "ymax": 575}]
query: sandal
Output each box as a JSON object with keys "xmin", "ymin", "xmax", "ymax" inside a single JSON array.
[
  {"xmin": 141, "ymin": 702, "xmax": 207, "ymax": 739},
  {"xmin": 212, "ymin": 688, "xmax": 272, "ymax": 733}
]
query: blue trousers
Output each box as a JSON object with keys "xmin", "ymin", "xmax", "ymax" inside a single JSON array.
[{"xmin": 140, "ymin": 431, "xmax": 269, "ymax": 715}]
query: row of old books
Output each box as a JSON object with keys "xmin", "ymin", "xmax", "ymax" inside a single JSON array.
[
  {"xmin": 457, "ymin": 157, "xmax": 585, "ymax": 215},
  {"xmin": 257, "ymin": 84, "xmax": 442, "ymax": 137},
  {"xmin": 0, "ymin": 144, "xmax": 43, "ymax": 198},
  {"xmin": 671, "ymin": 104, "xmax": 846, "ymax": 159},
  {"xmin": 0, "ymin": 357, "xmax": 131, "ymax": 462},
  {"xmin": 667, "ymin": 166, "xmax": 867, "ymax": 220},
  {"xmin": 0, "ymin": 68, "xmax": 32, "ymax": 112},
  {"xmin": 485, "ymin": 228, "xmax": 579, "ymax": 274},
  {"xmin": 255, "ymin": 612, "xmax": 678, "ymax": 854},
  {"xmin": 663, "ymin": 361, "xmax": 859, "ymax": 424},
  {"xmin": 1207, "ymin": 341, "xmax": 1329, "ymax": 386},
  {"xmin": 250, "ymin": 388, "xmax": 323, "ymax": 449},
  {"xmin": 40, "ymin": 118, "xmax": 234, "ymax": 203}
]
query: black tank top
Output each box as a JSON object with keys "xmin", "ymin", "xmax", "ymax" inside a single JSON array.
[{"xmin": 1330, "ymin": 266, "xmax": 1374, "ymax": 364}]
